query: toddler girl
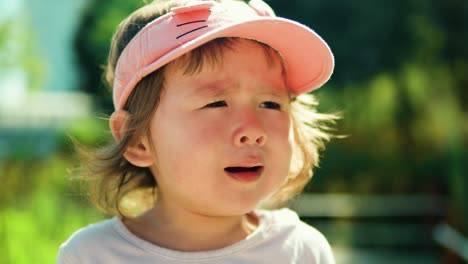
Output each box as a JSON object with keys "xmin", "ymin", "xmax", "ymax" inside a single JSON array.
[{"xmin": 57, "ymin": 0, "xmax": 338, "ymax": 263}]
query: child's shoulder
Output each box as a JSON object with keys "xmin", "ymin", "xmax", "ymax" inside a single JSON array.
[
  {"xmin": 61, "ymin": 217, "xmax": 118, "ymax": 246},
  {"xmin": 260, "ymin": 208, "xmax": 334, "ymax": 262},
  {"xmin": 57, "ymin": 217, "xmax": 120, "ymax": 263},
  {"xmin": 262, "ymin": 207, "xmax": 325, "ymax": 238}
]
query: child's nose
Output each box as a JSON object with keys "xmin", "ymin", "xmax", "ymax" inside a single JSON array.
[{"xmin": 232, "ymin": 112, "xmax": 267, "ymax": 147}]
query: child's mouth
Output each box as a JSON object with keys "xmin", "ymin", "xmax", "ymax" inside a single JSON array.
[{"xmin": 224, "ymin": 166, "xmax": 263, "ymax": 182}]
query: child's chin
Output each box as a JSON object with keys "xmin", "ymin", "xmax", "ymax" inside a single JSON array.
[{"xmin": 220, "ymin": 202, "xmax": 262, "ymax": 216}]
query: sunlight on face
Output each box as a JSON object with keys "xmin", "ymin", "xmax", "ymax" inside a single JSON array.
[{"xmin": 149, "ymin": 39, "xmax": 293, "ymax": 217}]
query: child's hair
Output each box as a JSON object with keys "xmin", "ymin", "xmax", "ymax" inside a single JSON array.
[{"xmin": 76, "ymin": 0, "xmax": 339, "ymax": 217}]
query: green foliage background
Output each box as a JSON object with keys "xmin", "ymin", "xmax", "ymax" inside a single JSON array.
[{"xmin": 0, "ymin": 0, "xmax": 467, "ymax": 263}]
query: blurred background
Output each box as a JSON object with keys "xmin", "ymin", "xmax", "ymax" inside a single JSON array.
[{"xmin": 0, "ymin": 0, "xmax": 466, "ymax": 263}]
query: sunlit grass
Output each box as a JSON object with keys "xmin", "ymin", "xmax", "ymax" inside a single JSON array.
[{"xmin": 0, "ymin": 156, "xmax": 105, "ymax": 264}]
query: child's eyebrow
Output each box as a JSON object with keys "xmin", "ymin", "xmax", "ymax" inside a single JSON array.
[
  {"xmin": 189, "ymin": 79, "xmax": 237, "ymax": 98},
  {"xmin": 186, "ymin": 78, "xmax": 289, "ymax": 99}
]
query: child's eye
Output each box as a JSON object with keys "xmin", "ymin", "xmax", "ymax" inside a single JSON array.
[
  {"xmin": 205, "ymin": 100, "xmax": 227, "ymax": 108},
  {"xmin": 260, "ymin": 101, "xmax": 282, "ymax": 110}
]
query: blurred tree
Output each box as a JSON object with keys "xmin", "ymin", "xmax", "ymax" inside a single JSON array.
[
  {"xmin": 74, "ymin": 0, "xmax": 146, "ymax": 113},
  {"xmin": 269, "ymin": 0, "xmax": 414, "ymax": 87}
]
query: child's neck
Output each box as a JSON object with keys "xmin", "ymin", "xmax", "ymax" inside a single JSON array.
[{"xmin": 123, "ymin": 201, "xmax": 259, "ymax": 252}]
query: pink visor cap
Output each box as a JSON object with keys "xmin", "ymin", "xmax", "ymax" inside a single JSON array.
[{"xmin": 113, "ymin": 0, "xmax": 334, "ymax": 110}]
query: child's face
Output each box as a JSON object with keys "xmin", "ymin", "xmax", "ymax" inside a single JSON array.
[{"xmin": 148, "ymin": 40, "xmax": 292, "ymax": 216}]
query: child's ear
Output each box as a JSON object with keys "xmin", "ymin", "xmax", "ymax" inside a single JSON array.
[
  {"xmin": 109, "ymin": 110, "xmax": 154, "ymax": 167},
  {"xmin": 110, "ymin": 110, "xmax": 130, "ymax": 143},
  {"xmin": 124, "ymin": 136, "xmax": 154, "ymax": 168}
]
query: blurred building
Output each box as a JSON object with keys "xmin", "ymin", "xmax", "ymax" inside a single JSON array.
[{"xmin": 0, "ymin": 0, "xmax": 91, "ymax": 159}]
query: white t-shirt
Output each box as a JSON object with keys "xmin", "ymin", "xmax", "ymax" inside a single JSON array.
[{"xmin": 57, "ymin": 208, "xmax": 335, "ymax": 263}]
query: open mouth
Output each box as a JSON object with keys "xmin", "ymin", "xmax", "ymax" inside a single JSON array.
[
  {"xmin": 224, "ymin": 166, "xmax": 263, "ymax": 182},
  {"xmin": 224, "ymin": 166, "xmax": 262, "ymax": 173}
]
